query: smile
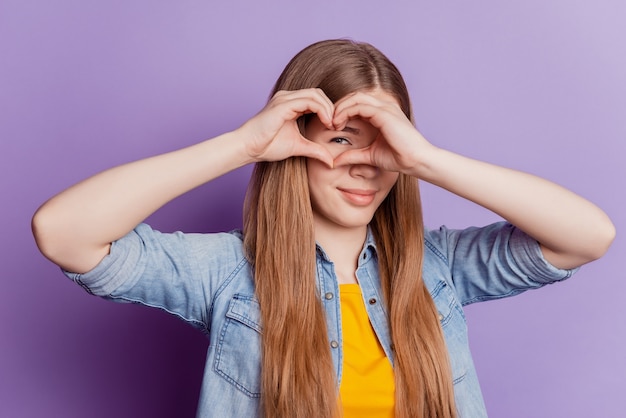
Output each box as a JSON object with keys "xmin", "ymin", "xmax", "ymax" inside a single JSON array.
[{"xmin": 338, "ymin": 188, "xmax": 377, "ymax": 206}]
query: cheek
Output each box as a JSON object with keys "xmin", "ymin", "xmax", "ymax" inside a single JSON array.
[
  {"xmin": 306, "ymin": 159, "xmax": 324, "ymax": 181},
  {"xmin": 306, "ymin": 159, "xmax": 331, "ymax": 194},
  {"xmin": 382, "ymin": 172, "xmax": 400, "ymax": 192}
]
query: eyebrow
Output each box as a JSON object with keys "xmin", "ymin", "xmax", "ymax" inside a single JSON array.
[{"xmin": 341, "ymin": 126, "xmax": 361, "ymax": 135}]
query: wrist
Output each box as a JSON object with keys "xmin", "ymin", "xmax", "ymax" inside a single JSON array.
[
  {"xmin": 405, "ymin": 143, "xmax": 444, "ymax": 180},
  {"xmin": 213, "ymin": 129, "xmax": 259, "ymax": 167}
]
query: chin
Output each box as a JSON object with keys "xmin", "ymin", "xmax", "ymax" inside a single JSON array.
[{"xmin": 335, "ymin": 213, "xmax": 376, "ymax": 229}]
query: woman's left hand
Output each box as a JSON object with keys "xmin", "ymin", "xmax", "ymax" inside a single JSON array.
[
  {"xmin": 331, "ymin": 91, "xmax": 436, "ymax": 177},
  {"xmin": 332, "ymin": 94, "xmax": 614, "ymax": 270}
]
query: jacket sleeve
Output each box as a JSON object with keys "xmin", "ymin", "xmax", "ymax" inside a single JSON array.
[
  {"xmin": 424, "ymin": 222, "xmax": 579, "ymax": 306},
  {"xmin": 62, "ymin": 223, "xmax": 246, "ymax": 333}
]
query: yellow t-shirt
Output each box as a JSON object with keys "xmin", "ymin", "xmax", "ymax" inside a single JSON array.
[{"xmin": 339, "ymin": 284, "xmax": 395, "ymax": 417}]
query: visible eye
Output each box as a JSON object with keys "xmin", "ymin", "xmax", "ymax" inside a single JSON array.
[{"xmin": 330, "ymin": 137, "xmax": 352, "ymax": 145}]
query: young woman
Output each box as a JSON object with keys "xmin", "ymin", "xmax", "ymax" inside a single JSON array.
[{"xmin": 32, "ymin": 39, "xmax": 615, "ymax": 417}]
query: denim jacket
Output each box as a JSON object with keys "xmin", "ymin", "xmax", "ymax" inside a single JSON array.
[{"xmin": 65, "ymin": 221, "xmax": 576, "ymax": 417}]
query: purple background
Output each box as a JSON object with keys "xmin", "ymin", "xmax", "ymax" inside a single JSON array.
[{"xmin": 2, "ymin": 1, "xmax": 624, "ymax": 417}]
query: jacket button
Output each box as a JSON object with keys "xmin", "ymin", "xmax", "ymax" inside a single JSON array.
[
  {"xmin": 438, "ymin": 313, "xmax": 444, "ymax": 321},
  {"xmin": 324, "ymin": 292, "xmax": 334, "ymax": 300},
  {"xmin": 330, "ymin": 340, "xmax": 339, "ymax": 349},
  {"xmin": 368, "ymin": 298, "xmax": 377, "ymax": 305}
]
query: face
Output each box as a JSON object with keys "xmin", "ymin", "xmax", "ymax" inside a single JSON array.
[{"xmin": 305, "ymin": 104, "xmax": 399, "ymax": 233}]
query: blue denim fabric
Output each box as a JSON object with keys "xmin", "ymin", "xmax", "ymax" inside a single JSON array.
[{"xmin": 64, "ymin": 221, "xmax": 576, "ymax": 417}]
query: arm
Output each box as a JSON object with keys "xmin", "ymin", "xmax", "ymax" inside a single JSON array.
[
  {"xmin": 32, "ymin": 89, "xmax": 335, "ymax": 273},
  {"xmin": 408, "ymin": 147, "xmax": 614, "ymax": 269},
  {"xmin": 332, "ymin": 91, "xmax": 615, "ymax": 270}
]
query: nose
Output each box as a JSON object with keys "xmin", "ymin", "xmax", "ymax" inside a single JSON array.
[{"xmin": 349, "ymin": 163, "xmax": 379, "ymax": 179}]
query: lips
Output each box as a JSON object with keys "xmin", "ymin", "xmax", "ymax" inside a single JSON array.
[{"xmin": 338, "ymin": 188, "xmax": 377, "ymax": 206}]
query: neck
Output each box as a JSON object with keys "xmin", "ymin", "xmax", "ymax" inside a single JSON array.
[{"xmin": 314, "ymin": 218, "xmax": 367, "ymax": 285}]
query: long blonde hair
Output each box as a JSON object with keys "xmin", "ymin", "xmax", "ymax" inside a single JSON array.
[{"xmin": 243, "ymin": 39, "xmax": 457, "ymax": 418}]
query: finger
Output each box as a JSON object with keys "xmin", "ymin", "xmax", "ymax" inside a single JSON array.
[
  {"xmin": 304, "ymin": 88, "xmax": 334, "ymax": 129},
  {"xmin": 272, "ymin": 89, "xmax": 334, "ymax": 128},
  {"xmin": 334, "ymin": 90, "xmax": 400, "ymax": 111},
  {"xmin": 333, "ymin": 102, "xmax": 384, "ymax": 131},
  {"xmin": 312, "ymin": 88, "xmax": 335, "ymax": 128},
  {"xmin": 333, "ymin": 92, "xmax": 385, "ymax": 124},
  {"xmin": 294, "ymin": 138, "xmax": 334, "ymax": 167},
  {"xmin": 333, "ymin": 91, "xmax": 403, "ymax": 129},
  {"xmin": 333, "ymin": 91, "xmax": 385, "ymax": 114},
  {"xmin": 277, "ymin": 96, "xmax": 334, "ymax": 127},
  {"xmin": 333, "ymin": 91, "xmax": 377, "ymax": 111},
  {"xmin": 332, "ymin": 148, "xmax": 375, "ymax": 168}
]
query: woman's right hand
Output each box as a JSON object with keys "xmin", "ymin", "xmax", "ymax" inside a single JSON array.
[
  {"xmin": 31, "ymin": 89, "xmax": 336, "ymax": 273},
  {"xmin": 237, "ymin": 89, "xmax": 335, "ymax": 166}
]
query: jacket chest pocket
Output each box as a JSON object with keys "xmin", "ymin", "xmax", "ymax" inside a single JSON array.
[{"xmin": 214, "ymin": 294, "xmax": 262, "ymax": 397}]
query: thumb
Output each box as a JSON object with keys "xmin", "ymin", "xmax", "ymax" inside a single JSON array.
[
  {"xmin": 295, "ymin": 139, "xmax": 334, "ymax": 167},
  {"xmin": 333, "ymin": 148, "xmax": 374, "ymax": 168}
]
